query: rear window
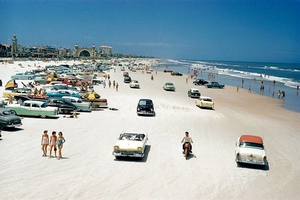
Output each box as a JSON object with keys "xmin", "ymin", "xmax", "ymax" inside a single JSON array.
[
  {"xmin": 239, "ymin": 142, "xmax": 264, "ymax": 150},
  {"xmin": 139, "ymin": 100, "xmax": 152, "ymax": 106}
]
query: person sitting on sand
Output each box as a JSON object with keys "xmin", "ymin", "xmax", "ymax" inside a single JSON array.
[{"xmin": 63, "ymin": 112, "xmax": 78, "ymax": 118}]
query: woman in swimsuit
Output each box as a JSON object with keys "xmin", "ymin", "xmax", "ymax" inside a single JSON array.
[
  {"xmin": 49, "ymin": 131, "xmax": 57, "ymax": 158},
  {"xmin": 41, "ymin": 130, "xmax": 49, "ymax": 157},
  {"xmin": 57, "ymin": 132, "xmax": 66, "ymax": 160}
]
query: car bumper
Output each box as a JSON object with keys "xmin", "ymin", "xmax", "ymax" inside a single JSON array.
[
  {"xmin": 236, "ymin": 158, "xmax": 268, "ymax": 166},
  {"xmin": 137, "ymin": 111, "xmax": 155, "ymax": 116},
  {"xmin": 190, "ymin": 94, "xmax": 200, "ymax": 98},
  {"xmin": 113, "ymin": 151, "xmax": 144, "ymax": 158},
  {"xmin": 4, "ymin": 122, "xmax": 22, "ymax": 128}
]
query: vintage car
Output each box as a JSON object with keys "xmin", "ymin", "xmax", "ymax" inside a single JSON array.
[
  {"xmin": 137, "ymin": 99, "xmax": 155, "ymax": 116},
  {"xmin": 46, "ymin": 89, "xmax": 81, "ymax": 99},
  {"xmin": 124, "ymin": 76, "xmax": 131, "ymax": 83},
  {"xmin": 0, "ymin": 108, "xmax": 22, "ymax": 128},
  {"xmin": 188, "ymin": 88, "xmax": 201, "ymax": 98},
  {"xmin": 193, "ymin": 79, "xmax": 208, "ymax": 85},
  {"xmin": 164, "ymin": 69, "xmax": 173, "ymax": 73},
  {"xmin": 62, "ymin": 96, "xmax": 92, "ymax": 112},
  {"xmin": 235, "ymin": 135, "xmax": 268, "ymax": 166},
  {"xmin": 129, "ymin": 80, "xmax": 140, "ymax": 88},
  {"xmin": 82, "ymin": 92, "xmax": 108, "ymax": 108},
  {"xmin": 46, "ymin": 98, "xmax": 77, "ymax": 114},
  {"xmin": 163, "ymin": 82, "xmax": 176, "ymax": 91},
  {"xmin": 206, "ymin": 82, "xmax": 225, "ymax": 89},
  {"xmin": 3, "ymin": 88, "xmax": 32, "ymax": 98},
  {"xmin": 123, "ymin": 71, "xmax": 129, "ymax": 77},
  {"xmin": 11, "ymin": 72, "xmax": 39, "ymax": 80},
  {"xmin": 34, "ymin": 76, "xmax": 47, "ymax": 85},
  {"xmin": 5, "ymin": 100, "xmax": 59, "ymax": 118},
  {"xmin": 112, "ymin": 132, "xmax": 148, "ymax": 159},
  {"xmin": 195, "ymin": 96, "xmax": 214, "ymax": 109},
  {"xmin": 171, "ymin": 71, "xmax": 183, "ymax": 76}
]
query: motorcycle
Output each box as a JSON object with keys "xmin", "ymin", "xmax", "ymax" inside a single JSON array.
[{"xmin": 183, "ymin": 142, "xmax": 191, "ymax": 160}]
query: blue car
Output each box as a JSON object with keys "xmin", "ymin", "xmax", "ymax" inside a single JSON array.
[
  {"xmin": 11, "ymin": 72, "xmax": 40, "ymax": 80},
  {"xmin": 46, "ymin": 90, "xmax": 81, "ymax": 99}
]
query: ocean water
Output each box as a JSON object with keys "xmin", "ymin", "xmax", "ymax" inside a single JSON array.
[{"xmin": 155, "ymin": 59, "xmax": 300, "ymax": 113}]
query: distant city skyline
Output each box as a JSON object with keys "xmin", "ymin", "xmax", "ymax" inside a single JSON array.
[{"xmin": 1, "ymin": 0, "xmax": 299, "ymax": 63}]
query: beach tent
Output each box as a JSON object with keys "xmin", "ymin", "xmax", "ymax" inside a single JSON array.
[{"xmin": 5, "ymin": 79, "xmax": 18, "ymax": 90}]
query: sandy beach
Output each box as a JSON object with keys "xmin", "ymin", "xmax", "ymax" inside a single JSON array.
[{"xmin": 0, "ymin": 60, "xmax": 300, "ymax": 200}]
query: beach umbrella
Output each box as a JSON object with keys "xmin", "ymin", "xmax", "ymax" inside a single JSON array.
[
  {"xmin": 5, "ymin": 79, "xmax": 18, "ymax": 90},
  {"xmin": 84, "ymin": 92, "xmax": 101, "ymax": 99}
]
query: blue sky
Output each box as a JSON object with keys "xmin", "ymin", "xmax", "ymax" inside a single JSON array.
[{"xmin": 1, "ymin": 0, "xmax": 299, "ymax": 63}]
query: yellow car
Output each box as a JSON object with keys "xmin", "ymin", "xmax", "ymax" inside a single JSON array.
[
  {"xmin": 3, "ymin": 88, "xmax": 32, "ymax": 98},
  {"xmin": 195, "ymin": 96, "xmax": 214, "ymax": 109}
]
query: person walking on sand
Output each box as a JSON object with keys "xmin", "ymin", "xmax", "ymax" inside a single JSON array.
[
  {"xmin": 108, "ymin": 80, "xmax": 111, "ymax": 88},
  {"xmin": 49, "ymin": 131, "xmax": 57, "ymax": 158},
  {"xmin": 248, "ymin": 86, "xmax": 251, "ymax": 93},
  {"xmin": 41, "ymin": 130, "xmax": 49, "ymax": 157},
  {"xmin": 116, "ymin": 82, "xmax": 119, "ymax": 91},
  {"xmin": 57, "ymin": 132, "xmax": 66, "ymax": 160},
  {"xmin": 113, "ymin": 80, "xmax": 115, "ymax": 89}
]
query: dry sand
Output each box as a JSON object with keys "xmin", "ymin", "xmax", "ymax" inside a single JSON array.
[{"xmin": 0, "ymin": 60, "xmax": 300, "ymax": 200}]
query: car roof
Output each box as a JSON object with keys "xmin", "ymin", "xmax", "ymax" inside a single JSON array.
[
  {"xmin": 200, "ymin": 96, "xmax": 211, "ymax": 99},
  {"xmin": 190, "ymin": 88, "xmax": 199, "ymax": 91},
  {"xmin": 139, "ymin": 98, "xmax": 152, "ymax": 101},
  {"xmin": 240, "ymin": 135, "xmax": 263, "ymax": 144},
  {"xmin": 62, "ymin": 96, "xmax": 79, "ymax": 100},
  {"xmin": 23, "ymin": 100, "xmax": 45, "ymax": 105}
]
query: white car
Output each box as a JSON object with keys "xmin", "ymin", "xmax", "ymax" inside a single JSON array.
[
  {"xmin": 113, "ymin": 132, "xmax": 148, "ymax": 159},
  {"xmin": 129, "ymin": 80, "xmax": 140, "ymax": 88},
  {"xmin": 235, "ymin": 135, "xmax": 268, "ymax": 166},
  {"xmin": 195, "ymin": 96, "xmax": 214, "ymax": 109},
  {"xmin": 163, "ymin": 82, "xmax": 176, "ymax": 91}
]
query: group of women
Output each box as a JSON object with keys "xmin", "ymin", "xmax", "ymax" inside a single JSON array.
[{"xmin": 41, "ymin": 130, "xmax": 66, "ymax": 160}]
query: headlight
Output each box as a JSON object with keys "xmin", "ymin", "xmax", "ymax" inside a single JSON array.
[
  {"xmin": 114, "ymin": 146, "xmax": 119, "ymax": 151},
  {"xmin": 137, "ymin": 147, "xmax": 143, "ymax": 152}
]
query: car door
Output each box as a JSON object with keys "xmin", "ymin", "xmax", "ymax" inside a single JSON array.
[{"xmin": 30, "ymin": 102, "xmax": 42, "ymax": 116}]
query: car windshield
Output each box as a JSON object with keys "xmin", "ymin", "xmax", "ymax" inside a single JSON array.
[
  {"xmin": 239, "ymin": 142, "xmax": 264, "ymax": 150},
  {"xmin": 40, "ymin": 103, "xmax": 47, "ymax": 108}
]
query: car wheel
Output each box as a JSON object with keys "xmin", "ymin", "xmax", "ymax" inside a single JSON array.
[
  {"xmin": 115, "ymin": 156, "xmax": 120, "ymax": 160},
  {"xmin": 28, "ymin": 77, "xmax": 32, "ymax": 80},
  {"xmin": 40, "ymin": 115, "xmax": 46, "ymax": 118}
]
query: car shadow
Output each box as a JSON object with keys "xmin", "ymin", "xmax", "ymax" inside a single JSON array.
[
  {"xmin": 1, "ymin": 127, "xmax": 24, "ymax": 132},
  {"xmin": 237, "ymin": 163, "xmax": 270, "ymax": 171},
  {"xmin": 114, "ymin": 145, "xmax": 151, "ymax": 163},
  {"xmin": 18, "ymin": 115, "xmax": 60, "ymax": 119}
]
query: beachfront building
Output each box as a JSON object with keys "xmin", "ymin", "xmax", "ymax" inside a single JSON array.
[
  {"xmin": 99, "ymin": 46, "xmax": 113, "ymax": 57},
  {"xmin": 73, "ymin": 44, "xmax": 97, "ymax": 58}
]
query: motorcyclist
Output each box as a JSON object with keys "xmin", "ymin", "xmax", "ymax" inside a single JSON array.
[{"xmin": 181, "ymin": 131, "xmax": 193, "ymax": 153}]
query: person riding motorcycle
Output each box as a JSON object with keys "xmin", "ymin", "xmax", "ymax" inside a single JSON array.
[{"xmin": 181, "ymin": 131, "xmax": 193, "ymax": 153}]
